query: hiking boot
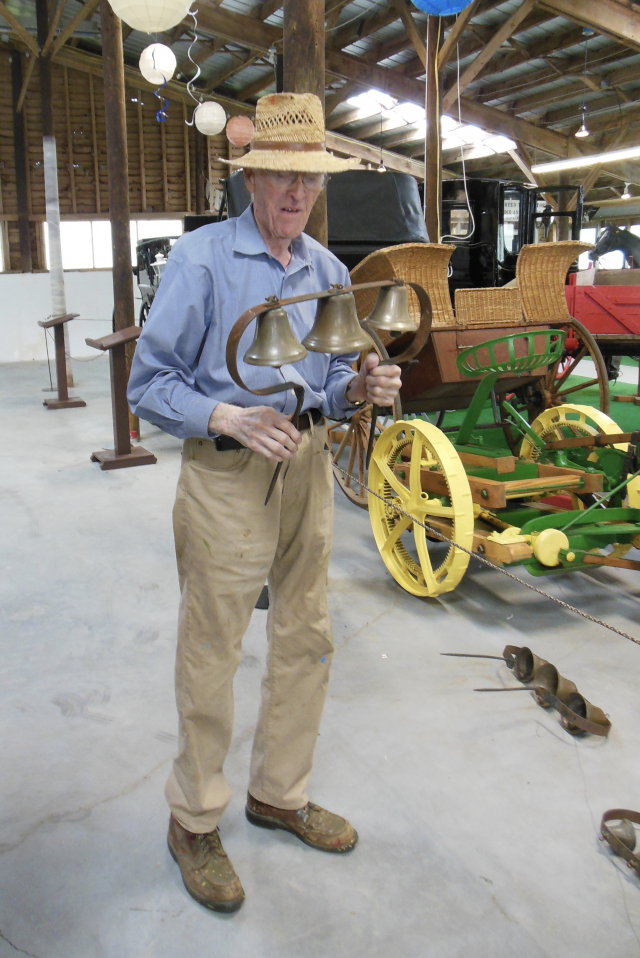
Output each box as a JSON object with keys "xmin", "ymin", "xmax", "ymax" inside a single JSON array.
[
  {"xmin": 167, "ymin": 815, "xmax": 245, "ymax": 912},
  {"xmin": 245, "ymin": 793, "xmax": 358, "ymax": 853}
]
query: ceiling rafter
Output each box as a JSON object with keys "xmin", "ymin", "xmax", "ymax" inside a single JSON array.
[{"xmin": 539, "ymin": 0, "xmax": 640, "ymax": 53}]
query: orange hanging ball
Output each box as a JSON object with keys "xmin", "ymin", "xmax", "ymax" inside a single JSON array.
[{"xmin": 226, "ymin": 115, "xmax": 255, "ymax": 148}]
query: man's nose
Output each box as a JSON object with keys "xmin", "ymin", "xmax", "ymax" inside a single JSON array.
[{"xmin": 287, "ymin": 176, "xmax": 307, "ymax": 200}]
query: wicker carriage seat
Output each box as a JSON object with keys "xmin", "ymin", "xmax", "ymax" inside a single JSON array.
[
  {"xmin": 350, "ymin": 242, "xmax": 459, "ymax": 329},
  {"xmin": 454, "ymin": 287, "xmax": 522, "ymax": 328}
]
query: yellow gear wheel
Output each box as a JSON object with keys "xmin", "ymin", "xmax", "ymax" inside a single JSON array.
[
  {"xmin": 520, "ymin": 403, "xmax": 640, "ymax": 508},
  {"xmin": 368, "ymin": 419, "xmax": 474, "ymax": 597}
]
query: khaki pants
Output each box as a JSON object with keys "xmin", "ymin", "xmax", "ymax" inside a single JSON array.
[{"xmin": 165, "ymin": 424, "xmax": 335, "ymax": 834}]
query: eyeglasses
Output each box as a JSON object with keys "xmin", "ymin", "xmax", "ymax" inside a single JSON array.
[{"xmin": 262, "ymin": 171, "xmax": 329, "ymax": 191}]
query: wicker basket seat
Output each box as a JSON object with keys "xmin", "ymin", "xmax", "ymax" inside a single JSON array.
[
  {"xmin": 516, "ymin": 240, "xmax": 594, "ymax": 325},
  {"xmin": 350, "ymin": 242, "xmax": 458, "ymax": 329},
  {"xmin": 454, "ymin": 286, "xmax": 522, "ymax": 327}
]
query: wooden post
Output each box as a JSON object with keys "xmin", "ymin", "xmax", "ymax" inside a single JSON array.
[
  {"xmin": 101, "ymin": 0, "xmax": 139, "ymax": 438},
  {"xmin": 425, "ymin": 16, "xmax": 441, "ymax": 243},
  {"xmin": 10, "ymin": 50, "xmax": 32, "ymax": 272},
  {"xmin": 283, "ymin": 0, "xmax": 327, "ymax": 247}
]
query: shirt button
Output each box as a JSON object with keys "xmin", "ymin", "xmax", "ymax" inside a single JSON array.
[{"xmin": 197, "ymin": 440, "xmax": 203, "ymax": 446}]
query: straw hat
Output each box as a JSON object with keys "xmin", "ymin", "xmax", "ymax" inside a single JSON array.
[{"xmin": 225, "ymin": 92, "xmax": 359, "ymax": 173}]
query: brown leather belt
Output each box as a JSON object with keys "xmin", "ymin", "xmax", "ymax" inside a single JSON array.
[{"xmin": 213, "ymin": 408, "xmax": 323, "ymax": 451}]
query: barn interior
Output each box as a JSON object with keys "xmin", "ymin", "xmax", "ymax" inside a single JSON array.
[{"xmin": 1, "ymin": 1, "xmax": 640, "ymax": 956}]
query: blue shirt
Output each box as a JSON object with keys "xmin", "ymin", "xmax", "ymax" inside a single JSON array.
[{"xmin": 128, "ymin": 205, "xmax": 360, "ymax": 441}]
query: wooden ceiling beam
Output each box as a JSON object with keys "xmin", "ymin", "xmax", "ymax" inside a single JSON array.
[
  {"xmin": 325, "ymin": 79, "xmax": 363, "ymax": 116},
  {"xmin": 441, "ymin": 0, "xmax": 536, "ymax": 112},
  {"xmin": 539, "ymin": 0, "xmax": 640, "ymax": 52},
  {"xmin": 207, "ymin": 50, "xmax": 264, "ymax": 92},
  {"xmin": 196, "ymin": 4, "xmax": 279, "ymax": 52},
  {"xmin": 235, "ymin": 67, "xmax": 274, "ymax": 101},
  {"xmin": 477, "ymin": 25, "xmax": 586, "ymax": 98},
  {"xmin": 326, "ymin": 129, "xmax": 452, "ymax": 178},
  {"xmin": 40, "ymin": 0, "xmax": 68, "ymax": 56},
  {"xmin": 0, "ymin": 1, "xmax": 38, "ymax": 55},
  {"xmin": 50, "ymin": 0, "xmax": 101, "ymax": 57},
  {"xmin": 327, "ymin": 4, "xmax": 399, "ymax": 52},
  {"xmin": 438, "ymin": 0, "xmax": 482, "ymax": 69},
  {"xmin": 389, "ymin": 0, "xmax": 426, "ymax": 69}
]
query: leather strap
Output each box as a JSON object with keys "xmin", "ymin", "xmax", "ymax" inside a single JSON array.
[
  {"xmin": 214, "ymin": 408, "xmax": 323, "ymax": 452},
  {"xmin": 253, "ymin": 141, "xmax": 325, "ymax": 151}
]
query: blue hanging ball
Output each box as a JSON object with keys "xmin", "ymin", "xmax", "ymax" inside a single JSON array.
[{"xmin": 411, "ymin": 0, "xmax": 474, "ymax": 13}]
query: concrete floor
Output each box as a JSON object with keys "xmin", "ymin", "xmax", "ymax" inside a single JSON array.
[{"xmin": 2, "ymin": 357, "xmax": 640, "ymax": 958}]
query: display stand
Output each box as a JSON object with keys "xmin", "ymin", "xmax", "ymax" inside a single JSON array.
[
  {"xmin": 85, "ymin": 325, "xmax": 156, "ymax": 470},
  {"xmin": 38, "ymin": 312, "xmax": 86, "ymax": 409}
]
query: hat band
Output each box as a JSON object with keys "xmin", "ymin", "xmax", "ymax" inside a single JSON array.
[{"xmin": 252, "ymin": 141, "xmax": 326, "ymax": 152}]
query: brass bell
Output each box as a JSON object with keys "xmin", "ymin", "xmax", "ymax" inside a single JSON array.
[
  {"xmin": 608, "ymin": 819, "xmax": 637, "ymax": 852},
  {"xmin": 244, "ymin": 305, "xmax": 308, "ymax": 367},
  {"xmin": 365, "ymin": 282, "xmax": 416, "ymax": 333},
  {"xmin": 302, "ymin": 285, "xmax": 375, "ymax": 354}
]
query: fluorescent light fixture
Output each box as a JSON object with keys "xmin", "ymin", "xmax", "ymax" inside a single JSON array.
[{"xmin": 532, "ymin": 144, "xmax": 640, "ymax": 174}]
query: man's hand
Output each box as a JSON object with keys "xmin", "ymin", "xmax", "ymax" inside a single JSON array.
[
  {"xmin": 345, "ymin": 352, "xmax": 402, "ymax": 407},
  {"xmin": 208, "ymin": 403, "xmax": 301, "ymax": 462}
]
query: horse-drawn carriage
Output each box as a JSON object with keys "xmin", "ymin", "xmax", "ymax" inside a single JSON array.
[{"xmin": 328, "ymin": 239, "xmax": 640, "ymax": 598}]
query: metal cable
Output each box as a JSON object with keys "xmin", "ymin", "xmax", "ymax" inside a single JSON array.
[{"xmin": 332, "ymin": 460, "xmax": 640, "ymax": 647}]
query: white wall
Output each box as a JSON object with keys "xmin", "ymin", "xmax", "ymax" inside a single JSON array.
[{"xmin": 0, "ymin": 270, "xmax": 140, "ymax": 363}]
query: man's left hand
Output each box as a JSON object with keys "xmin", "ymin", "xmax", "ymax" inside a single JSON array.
[{"xmin": 345, "ymin": 352, "xmax": 402, "ymax": 408}]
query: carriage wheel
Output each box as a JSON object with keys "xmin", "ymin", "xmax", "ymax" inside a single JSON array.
[
  {"xmin": 544, "ymin": 319, "xmax": 610, "ymax": 415},
  {"xmin": 368, "ymin": 420, "xmax": 475, "ymax": 597},
  {"xmin": 520, "ymin": 404, "xmax": 640, "ymax": 507},
  {"xmin": 329, "ymin": 331, "xmax": 402, "ymax": 509}
]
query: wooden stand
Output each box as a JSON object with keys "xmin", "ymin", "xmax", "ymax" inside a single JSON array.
[
  {"xmin": 38, "ymin": 313, "xmax": 86, "ymax": 409},
  {"xmin": 85, "ymin": 326, "xmax": 156, "ymax": 470}
]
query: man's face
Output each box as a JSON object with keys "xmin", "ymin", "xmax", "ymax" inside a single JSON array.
[{"xmin": 244, "ymin": 170, "xmax": 322, "ymax": 242}]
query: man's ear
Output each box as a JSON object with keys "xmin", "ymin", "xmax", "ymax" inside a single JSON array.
[{"xmin": 243, "ymin": 168, "xmax": 255, "ymax": 194}]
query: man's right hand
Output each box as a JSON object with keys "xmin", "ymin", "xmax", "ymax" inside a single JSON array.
[{"xmin": 208, "ymin": 403, "xmax": 302, "ymax": 463}]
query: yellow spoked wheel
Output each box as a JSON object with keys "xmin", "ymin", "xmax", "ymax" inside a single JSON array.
[
  {"xmin": 368, "ymin": 419, "xmax": 474, "ymax": 597},
  {"xmin": 520, "ymin": 403, "xmax": 640, "ymax": 507}
]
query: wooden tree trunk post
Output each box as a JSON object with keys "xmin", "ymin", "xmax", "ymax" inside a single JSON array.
[
  {"xmin": 283, "ymin": 0, "xmax": 328, "ymax": 247},
  {"xmin": 425, "ymin": 15, "xmax": 441, "ymax": 243},
  {"xmin": 10, "ymin": 51, "xmax": 32, "ymax": 272},
  {"xmin": 100, "ymin": 0, "xmax": 139, "ymax": 439}
]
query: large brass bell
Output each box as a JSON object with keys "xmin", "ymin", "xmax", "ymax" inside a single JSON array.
[
  {"xmin": 244, "ymin": 304, "xmax": 308, "ymax": 367},
  {"xmin": 608, "ymin": 819, "xmax": 637, "ymax": 852},
  {"xmin": 302, "ymin": 285, "xmax": 374, "ymax": 354},
  {"xmin": 365, "ymin": 281, "xmax": 416, "ymax": 333}
]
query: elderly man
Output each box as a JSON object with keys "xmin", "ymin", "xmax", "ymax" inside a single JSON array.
[{"xmin": 128, "ymin": 93, "xmax": 402, "ymax": 913}]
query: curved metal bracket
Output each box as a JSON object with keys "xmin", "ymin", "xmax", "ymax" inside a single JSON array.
[{"xmin": 224, "ymin": 279, "xmax": 432, "ymax": 503}]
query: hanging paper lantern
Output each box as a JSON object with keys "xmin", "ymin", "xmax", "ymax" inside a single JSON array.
[
  {"xmin": 193, "ymin": 101, "xmax": 227, "ymax": 136},
  {"xmin": 411, "ymin": 0, "xmax": 474, "ymax": 13},
  {"xmin": 107, "ymin": 0, "xmax": 191, "ymax": 33},
  {"xmin": 226, "ymin": 115, "xmax": 254, "ymax": 148},
  {"xmin": 139, "ymin": 44, "xmax": 177, "ymax": 85}
]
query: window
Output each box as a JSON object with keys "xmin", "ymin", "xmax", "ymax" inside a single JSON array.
[
  {"xmin": 42, "ymin": 218, "xmax": 183, "ymax": 270},
  {"xmin": 578, "ymin": 228, "xmax": 596, "ymax": 270},
  {"xmin": 449, "ymin": 208, "xmax": 470, "ymax": 237},
  {"xmin": 130, "ymin": 219, "xmax": 183, "ymax": 266}
]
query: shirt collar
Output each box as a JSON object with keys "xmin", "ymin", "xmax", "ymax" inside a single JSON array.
[{"xmin": 232, "ymin": 204, "xmax": 313, "ymax": 270}]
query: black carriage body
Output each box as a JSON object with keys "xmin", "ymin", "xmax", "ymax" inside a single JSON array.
[
  {"xmin": 441, "ymin": 179, "xmax": 584, "ymax": 294},
  {"xmin": 223, "ymin": 168, "xmax": 429, "ymax": 270}
]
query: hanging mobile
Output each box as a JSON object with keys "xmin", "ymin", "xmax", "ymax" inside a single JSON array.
[{"xmin": 139, "ymin": 43, "xmax": 176, "ymax": 124}]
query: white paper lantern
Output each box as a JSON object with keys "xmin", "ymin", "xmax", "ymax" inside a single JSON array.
[
  {"xmin": 139, "ymin": 44, "xmax": 176, "ymax": 85},
  {"xmin": 194, "ymin": 101, "xmax": 227, "ymax": 136},
  {"xmin": 107, "ymin": 0, "xmax": 191, "ymax": 33}
]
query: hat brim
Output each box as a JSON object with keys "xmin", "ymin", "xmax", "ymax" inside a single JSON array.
[{"xmin": 221, "ymin": 149, "xmax": 360, "ymax": 173}]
